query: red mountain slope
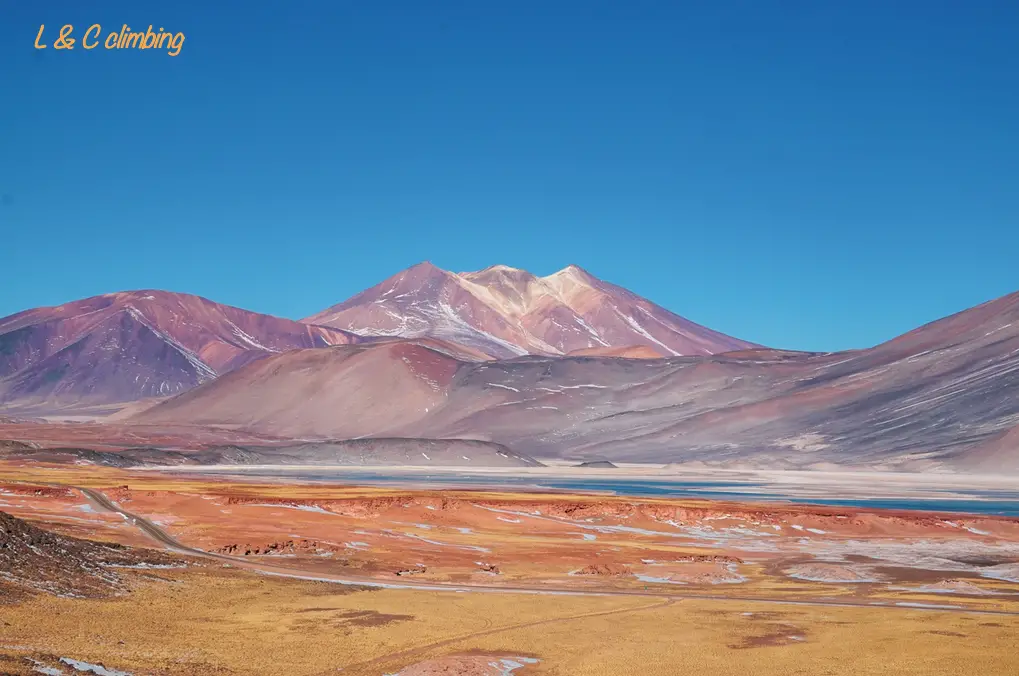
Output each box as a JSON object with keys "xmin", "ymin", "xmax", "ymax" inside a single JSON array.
[
  {"xmin": 135, "ymin": 342, "xmax": 460, "ymax": 439},
  {"xmin": 0, "ymin": 290, "xmax": 360, "ymax": 411}
]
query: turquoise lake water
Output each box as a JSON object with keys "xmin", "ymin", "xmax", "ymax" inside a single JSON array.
[{"xmin": 180, "ymin": 469, "xmax": 1019, "ymax": 517}]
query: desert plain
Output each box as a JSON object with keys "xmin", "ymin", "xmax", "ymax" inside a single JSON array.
[{"xmin": 1, "ymin": 461, "xmax": 1018, "ymax": 676}]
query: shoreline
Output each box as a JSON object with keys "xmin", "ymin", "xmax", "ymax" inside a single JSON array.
[
  {"xmin": 132, "ymin": 465, "xmax": 1019, "ymax": 515},
  {"xmin": 138, "ymin": 463, "xmax": 1016, "ymax": 484}
]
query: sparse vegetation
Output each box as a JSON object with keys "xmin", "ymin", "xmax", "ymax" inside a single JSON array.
[{"xmin": 0, "ymin": 566, "xmax": 1017, "ymax": 675}]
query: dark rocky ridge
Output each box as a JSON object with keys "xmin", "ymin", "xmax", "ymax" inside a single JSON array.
[{"xmin": 0, "ymin": 510, "xmax": 177, "ymax": 599}]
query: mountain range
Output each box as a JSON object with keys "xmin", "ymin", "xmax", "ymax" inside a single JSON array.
[
  {"xmin": 2, "ymin": 263, "xmax": 1017, "ymax": 471},
  {"xmin": 0, "ymin": 264, "xmax": 753, "ymax": 412}
]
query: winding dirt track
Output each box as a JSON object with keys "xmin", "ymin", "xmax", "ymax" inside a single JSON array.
[
  {"xmin": 74, "ymin": 485, "xmax": 1019, "ymax": 617},
  {"xmin": 328, "ymin": 598, "xmax": 679, "ymax": 676}
]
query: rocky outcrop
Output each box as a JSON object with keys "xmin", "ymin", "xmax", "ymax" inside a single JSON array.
[
  {"xmin": 214, "ymin": 539, "xmax": 331, "ymax": 557},
  {"xmin": 0, "ymin": 511, "xmax": 177, "ymax": 598},
  {"xmin": 575, "ymin": 563, "xmax": 632, "ymax": 576}
]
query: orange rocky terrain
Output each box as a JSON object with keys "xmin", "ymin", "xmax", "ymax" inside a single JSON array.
[
  {"xmin": 3, "ymin": 466, "xmax": 1019, "ymax": 607},
  {"xmin": 2, "ymin": 464, "xmax": 1019, "ymax": 675}
]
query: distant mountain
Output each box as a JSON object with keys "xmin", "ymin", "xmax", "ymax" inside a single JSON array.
[
  {"xmin": 134, "ymin": 340, "xmax": 460, "ymax": 439},
  {"xmin": 137, "ymin": 289, "xmax": 1019, "ymax": 472},
  {"xmin": 304, "ymin": 262, "xmax": 758, "ymax": 359},
  {"xmin": 0, "ymin": 290, "xmax": 359, "ymax": 412}
]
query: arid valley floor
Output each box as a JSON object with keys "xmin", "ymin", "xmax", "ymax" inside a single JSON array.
[
  {"xmin": 1, "ymin": 462, "xmax": 1018, "ymax": 675},
  {"xmin": 7, "ymin": 0, "xmax": 1019, "ymax": 670}
]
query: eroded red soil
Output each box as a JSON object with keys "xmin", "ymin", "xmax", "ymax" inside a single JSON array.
[{"xmin": 5, "ymin": 478, "xmax": 1019, "ymax": 604}]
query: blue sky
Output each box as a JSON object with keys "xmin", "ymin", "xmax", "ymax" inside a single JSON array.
[{"xmin": 1, "ymin": 1, "xmax": 1017, "ymax": 351}]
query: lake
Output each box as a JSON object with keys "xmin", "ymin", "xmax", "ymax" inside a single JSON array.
[{"xmin": 166, "ymin": 468, "xmax": 1019, "ymax": 517}]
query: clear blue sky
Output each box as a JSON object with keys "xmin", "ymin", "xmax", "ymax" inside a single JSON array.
[{"xmin": 1, "ymin": 1, "xmax": 1017, "ymax": 352}]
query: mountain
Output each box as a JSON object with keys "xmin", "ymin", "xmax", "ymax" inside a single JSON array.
[
  {"xmin": 959, "ymin": 425, "xmax": 1019, "ymax": 473},
  {"xmin": 135, "ymin": 341, "xmax": 460, "ymax": 439},
  {"xmin": 0, "ymin": 290, "xmax": 360, "ymax": 413},
  {"xmin": 304, "ymin": 262, "xmax": 757, "ymax": 359},
  {"xmin": 136, "ymin": 289, "xmax": 1019, "ymax": 472}
]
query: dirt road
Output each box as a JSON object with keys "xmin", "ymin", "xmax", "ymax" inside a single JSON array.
[{"xmin": 75, "ymin": 485, "xmax": 1019, "ymax": 616}]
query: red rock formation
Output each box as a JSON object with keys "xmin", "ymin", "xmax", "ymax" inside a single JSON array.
[{"xmin": 575, "ymin": 563, "xmax": 632, "ymax": 576}]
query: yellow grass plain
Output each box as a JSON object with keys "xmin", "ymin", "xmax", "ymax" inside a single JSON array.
[{"xmin": 1, "ymin": 561, "xmax": 1018, "ymax": 675}]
